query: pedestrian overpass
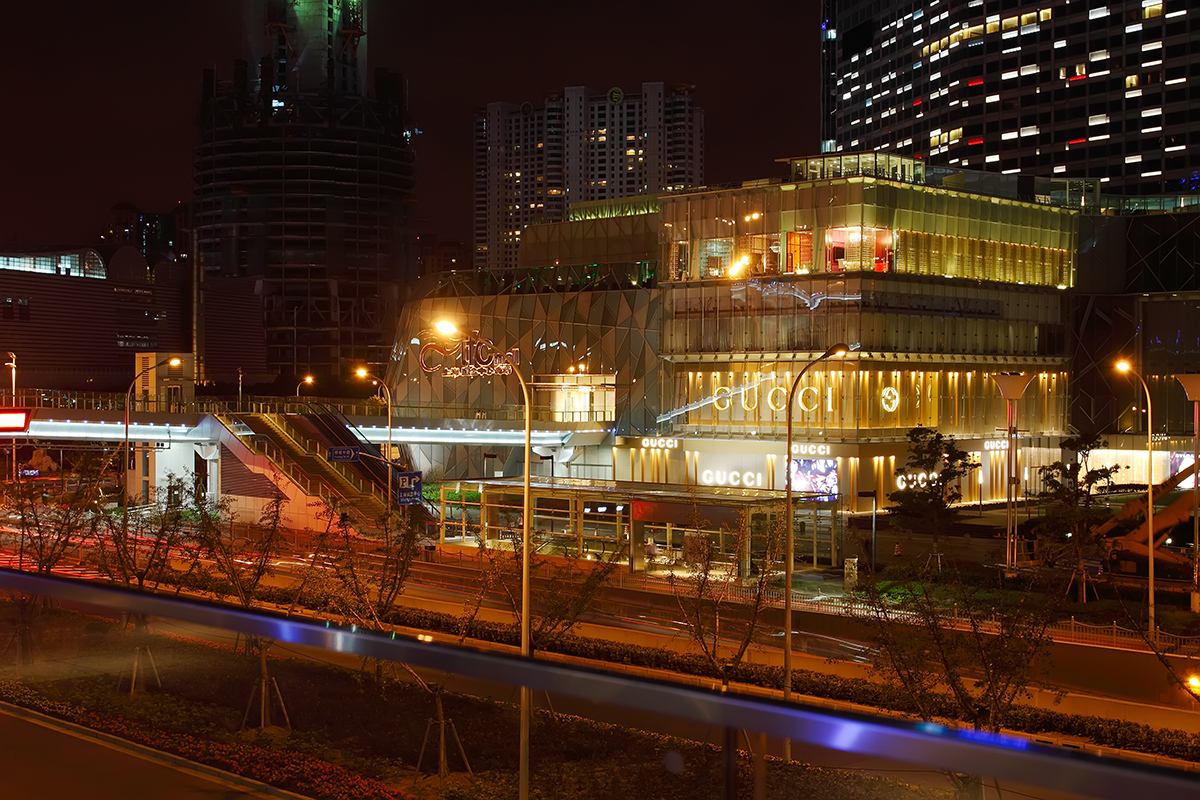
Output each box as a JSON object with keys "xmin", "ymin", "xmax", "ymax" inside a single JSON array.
[{"xmin": 3, "ymin": 390, "xmax": 608, "ymax": 531}]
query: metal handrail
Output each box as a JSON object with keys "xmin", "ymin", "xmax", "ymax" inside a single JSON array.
[
  {"xmin": 3, "ymin": 389, "xmax": 611, "ymax": 424},
  {"xmin": 0, "ymin": 568, "xmax": 1190, "ymax": 799}
]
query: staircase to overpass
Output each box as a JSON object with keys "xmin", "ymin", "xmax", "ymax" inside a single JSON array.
[{"xmin": 226, "ymin": 412, "xmax": 390, "ymax": 524}]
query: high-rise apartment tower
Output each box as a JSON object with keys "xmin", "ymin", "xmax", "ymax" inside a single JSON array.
[
  {"xmin": 821, "ymin": 0, "xmax": 1198, "ymax": 194},
  {"xmin": 194, "ymin": 0, "xmax": 416, "ymax": 380},
  {"xmin": 474, "ymin": 82, "xmax": 704, "ymax": 271}
]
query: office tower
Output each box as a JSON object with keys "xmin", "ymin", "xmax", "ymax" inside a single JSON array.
[
  {"xmin": 820, "ymin": 0, "xmax": 1195, "ymax": 194},
  {"xmin": 194, "ymin": 0, "xmax": 416, "ymax": 380},
  {"xmin": 474, "ymin": 82, "xmax": 704, "ymax": 270}
]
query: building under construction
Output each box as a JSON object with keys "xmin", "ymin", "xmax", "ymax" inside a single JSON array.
[{"xmin": 194, "ymin": 0, "xmax": 416, "ymax": 383}]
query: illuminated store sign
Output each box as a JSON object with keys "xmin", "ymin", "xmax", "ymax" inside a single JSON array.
[
  {"xmin": 640, "ymin": 437, "xmax": 679, "ymax": 449},
  {"xmin": 700, "ymin": 469, "xmax": 764, "ymax": 488},
  {"xmin": 0, "ymin": 410, "xmax": 30, "ymax": 432},
  {"xmin": 983, "ymin": 439, "xmax": 1009, "ymax": 451},
  {"xmin": 419, "ymin": 341, "xmax": 520, "ymax": 378},
  {"xmin": 713, "ymin": 384, "xmax": 846, "ymax": 413},
  {"xmin": 791, "ymin": 443, "xmax": 831, "ymax": 456},
  {"xmin": 895, "ymin": 471, "xmax": 938, "ymax": 490}
]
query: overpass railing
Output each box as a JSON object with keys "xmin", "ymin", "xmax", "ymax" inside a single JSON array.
[{"xmin": 3, "ymin": 389, "xmax": 609, "ymax": 424}]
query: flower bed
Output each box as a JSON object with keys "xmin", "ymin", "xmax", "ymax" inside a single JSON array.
[{"xmin": 0, "ymin": 680, "xmax": 403, "ymax": 800}]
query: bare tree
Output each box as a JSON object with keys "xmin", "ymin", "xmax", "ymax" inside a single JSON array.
[
  {"xmin": 668, "ymin": 506, "xmax": 784, "ymax": 689},
  {"xmin": 860, "ymin": 563, "xmax": 1062, "ymax": 798},
  {"xmin": 188, "ymin": 477, "xmax": 292, "ymax": 729},
  {"xmin": 8, "ymin": 453, "xmax": 108, "ymax": 574},
  {"xmin": 91, "ymin": 472, "xmax": 189, "ymax": 591},
  {"xmin": 458, "ymin": 523, "xmax": 620, "ymax": 653},
  {"xmin": 0, "ymin": 453, "xmax": 109, "ymax": 665},
  {"xmin": 1033, "ymin": 433, "xmax": 1123, "ymax": 603}
]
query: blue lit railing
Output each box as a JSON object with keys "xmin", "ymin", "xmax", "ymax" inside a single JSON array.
[{"xmin": 0, "ymin": 568, "xmax": 1193, "ymax": 799}]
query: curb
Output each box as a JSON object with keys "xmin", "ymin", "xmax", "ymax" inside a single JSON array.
[{"xmin": 0, "ymin": 699, "xmax": 313, "ymax": 799}]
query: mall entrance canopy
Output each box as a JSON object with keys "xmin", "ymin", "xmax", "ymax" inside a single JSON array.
[{"xmin": 435, "ymin": 477, "xmax": 841, "ymax": 573}]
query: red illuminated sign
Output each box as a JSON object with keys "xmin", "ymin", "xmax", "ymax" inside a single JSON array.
[{"xmin": 0, "ymin": 410, "xmax": 30, "ymax": 432}]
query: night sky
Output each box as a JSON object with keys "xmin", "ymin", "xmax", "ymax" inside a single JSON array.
[{"xmin": 1, "ymin": 0, "xmax": 821, "ymax": 250}]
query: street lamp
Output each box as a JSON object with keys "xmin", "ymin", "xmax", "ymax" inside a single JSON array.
[
  {"xmin": 432, "ymin": 319, "xmax": 533, "ymax": 799},
  {"xmin": 1116, "ymin": 359, "xmax": 1155, "ymax": 635},
  {"xmin": 124, "ymin": 356, "xmax": 182, "ymax": 508},
  {"xmin": 1176, "ymin": 375, "xmax": 1200, "ymax": 613},
  {"xmin": 991, "ymin": 373, "xmax": 1035, "ymax": 574},
  {"xmin": 783, "ymin": 342, "xmax": 847, "ymax": 757},
  {"xmin": 355, "ymin": 368, "xmax": 393, "ymax": 515},
  {"xmin": 5, "ymin": 352, "xmax": 14, "ymax": 485},
  {"xmin": 296, "ymin": 375, "xmax": 313, "ymax": 397}
]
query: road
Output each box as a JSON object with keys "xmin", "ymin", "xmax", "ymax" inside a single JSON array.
[{"xmin": 0, "ymin": 704, "xmax": 291, "ymax": 799}]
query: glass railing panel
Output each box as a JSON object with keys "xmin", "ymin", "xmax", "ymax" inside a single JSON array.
[{"xmin": 0, "ymin": 570, "xmax": 1191, "ymax": 799}]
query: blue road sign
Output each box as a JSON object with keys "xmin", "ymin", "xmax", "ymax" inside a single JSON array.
[
  {"xmin": 326, "ymin": 446, "xmax": 361, "ymax": 463},
  {"xmin": 395, "ymin": 470, "xmax": 423, "ymax": 505}
]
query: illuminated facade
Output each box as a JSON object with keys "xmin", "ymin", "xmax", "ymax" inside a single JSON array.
[
  {"xmin": 396, "ymin": 154, "xmax": 1080, "ymax": 520},
  {"xmin": 821, "ymin": 0, "xmax": 1194, "ymax": 195},
  {"xmin": 474, "ymin": 82, "xmax": 704, "ymax": 271}
]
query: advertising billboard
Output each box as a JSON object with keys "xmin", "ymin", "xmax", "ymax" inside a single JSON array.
[{"xmin": 789, "ymin": 458, "xmax": 839, "ymax": 497}]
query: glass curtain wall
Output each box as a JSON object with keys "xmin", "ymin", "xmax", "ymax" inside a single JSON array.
[
  {"xmin": 662, "ymin": 179, "xmax": 1076, "ymax": 287},
  {"xmin": 667, "ymin": 363, "xmax": 1066, "ymax": 440}
]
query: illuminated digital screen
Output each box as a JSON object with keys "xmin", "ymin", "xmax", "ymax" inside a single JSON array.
[
  {"xmin": 789, "ymin": 458, "xmax": 838, "ymax": 497},
  {"xmin": 0, "ymin": 410, "xmax": 30, "ymax": 432},
  {"xmin": 1171, "ymin": 452, "xmax": 1196, "ymax": 490}
]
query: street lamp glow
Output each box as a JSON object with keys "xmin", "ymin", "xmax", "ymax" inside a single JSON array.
[
  {"xmin": 1115, "ymin": 360, "xmax": 1131, "ymax": 373},
  {"xmin": 355, "ymin": 367, "xmax": 368, "ymax": 378},
  {"xmin": 1189, "ymin": 675, "xmax": 1200, "ymax": 689},
  {"xmin": 434, "ymin": 320, "xmax": 459, "ymax": 336},
  {"xmin": 296, "ymin": 375, "xmax": 314, "ymax": 397}
]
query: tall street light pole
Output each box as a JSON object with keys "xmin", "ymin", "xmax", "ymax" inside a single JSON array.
[
  {"xmin": 991, "ymin": 373, "xmax": 1035, "ymax": 574},
  {"xmin": 1176, "ymin": 375, "xmax": 1200, "ymax": 613},
  {"xmin": 783, "ymin": 343, "xmax": 847, "ymax": 760},
  {"xmin": 1117, "ymin": 360, "xmax": 1155, "ymax": 635},
  {"xmin": 356, "ymin": 368, "xmax": 393, "ymax": 516},
  {"xmin": 5, "ymin": 352, "xmax": 15, "ymax": 484},
  {"xmin": 124, "ymin": 356, "xmax": 181, "ymax": 512},
  {"xmin": 431, "ymin": 319, "xmax": 533, "ymax": 799}
]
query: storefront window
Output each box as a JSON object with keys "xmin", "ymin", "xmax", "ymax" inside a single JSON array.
[{"xmin": 825, "ymin": 227, "xmax": 893, "ymax": 272}]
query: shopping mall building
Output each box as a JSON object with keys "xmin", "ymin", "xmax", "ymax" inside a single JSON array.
[{"xmin": 383, "ymin": 153, "xmax": 1103, "ymax": 562}]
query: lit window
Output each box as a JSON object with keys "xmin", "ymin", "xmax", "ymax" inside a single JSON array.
[{"xmin": 1089, "ymin": 7, "xmax": 1109, "ymax": 20}]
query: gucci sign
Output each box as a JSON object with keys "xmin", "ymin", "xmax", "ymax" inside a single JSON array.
[{"xmin": 419, "ymin": 341, "xmax": 520, "ymax": 378}]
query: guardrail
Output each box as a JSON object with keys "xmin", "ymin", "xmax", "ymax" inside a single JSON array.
[{"xmin": 0, "ymin": 568, "xmax": 1190, "ymax": 799}]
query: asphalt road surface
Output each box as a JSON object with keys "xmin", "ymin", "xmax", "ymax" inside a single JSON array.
[{"xmin": 0, "ymin": 705, "xmax": 290, "ymax": 800}]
